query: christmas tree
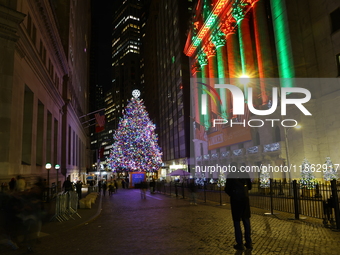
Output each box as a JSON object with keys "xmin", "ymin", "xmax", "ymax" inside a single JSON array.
[
  {"xmin": 323, "ymin": 156, "xmax": 338, "ymax": 181},
  {"xmin": 300, "ymin": 158, "xmax": 316, "ymax": 189},
  {"xmin": 108, "ymin": 92, "xmax": 162, "ymax": 172},
  {"xmin": 260, "ymin": 170, "xmax": 270, "ymax": 188},
  {"xmin": 217, "ymin": 174, "xmax": 226, "ymax": 187}
]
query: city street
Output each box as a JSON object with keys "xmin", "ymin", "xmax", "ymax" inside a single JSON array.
[{"xmin": 2, "ymin": 188, "xmax": 340, "ymax": 254}]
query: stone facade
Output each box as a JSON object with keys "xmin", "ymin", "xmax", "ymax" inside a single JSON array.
[{"xmin": 0, "ymin": 0, "xmax": 90, "ymax": 189}]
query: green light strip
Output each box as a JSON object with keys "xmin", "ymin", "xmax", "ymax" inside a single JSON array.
[
  {"xmin": 216, "ymin": 47, "xmax": 228, "ymax": 119},
  {"xmin": 270, "ymin": 0, "xmax": 295, "ymax": 85}
]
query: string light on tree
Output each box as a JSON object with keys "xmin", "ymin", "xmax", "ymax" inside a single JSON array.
[
  {"xmin": 107, "ymin": 94, "xmax": 162, "ymax": 172},
  {"xmin": 323, "ymin": 156, "xmax": 338, "ymax": 181},
  {"xmin": 260, "ymin": 170, "xmax": 270, "ymax": 188},
  {"xmin": 300, "ymin": 158, "xmax": 316, "ymax": 189}
]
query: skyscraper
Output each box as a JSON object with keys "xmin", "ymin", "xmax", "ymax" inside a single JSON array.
[
  {"xmin": 144, "ymin": 0, "xmax": 194, "ymax": 177},
  {"xmin": 111, "ymin": 0, "xmax": 145, "ymax": 129}
]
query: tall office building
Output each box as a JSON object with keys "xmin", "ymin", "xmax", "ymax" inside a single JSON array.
[
  {"xmin": 89, "ymin": 1, "xmax": 113, "ymax": 169},
  {"xmin": 185, "ymin": 0, "xmax": 340, "ymax": 180},
  {"xmin": 144, "ymin": 0, "xmax": 194, "ymax": 177},
  {"xmin": 111, "ymin": 0, "xmax": 145, "ymax": 128},
  {"xmin": 0, "ymin": 0, "xmax": 91, "ymax": 186}
]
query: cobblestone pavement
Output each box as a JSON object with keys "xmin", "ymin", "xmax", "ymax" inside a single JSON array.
[{"xmin": 1, "ymin": 188, "xmax": 340, "ymax": 255}]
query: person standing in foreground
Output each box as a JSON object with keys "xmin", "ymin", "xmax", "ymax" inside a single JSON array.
[{"xmin": 225, "ymin": 167, "xmax": 252, "ymax": 251}]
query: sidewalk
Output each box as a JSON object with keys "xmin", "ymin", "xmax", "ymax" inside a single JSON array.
[
  {"xmin": 40, "ymin": 187, "xmax": 103, "ymax": 237},
  {"xmin": 2, "ymin": 187, "xmax": 340, "ymax": 254}
]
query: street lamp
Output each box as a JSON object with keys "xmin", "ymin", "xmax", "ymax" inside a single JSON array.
[
  {"xmin": 45, "ymin": 163, "xmax": 52, "ymax": 186},
  {"xmin": 45, "ymin": 163, "xmax": 52, "ymax": 202},
  {"xmin": 55, "ymin": 164, "xmax": 60, "ymax": 192},
  {"xmin": 284, "ymin": 125, "xmax": 302, "ymax": 182}
]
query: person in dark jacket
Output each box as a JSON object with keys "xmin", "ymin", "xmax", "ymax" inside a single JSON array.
[
  {"xmin": 102, "ymin": 181, "xmax": 107, "ymax": 197},
  {"xmin": 225, "ymin": 166, "xmax": 252, "ymax": 251},
  {"xmin": 75, "ymin": 181, "xmax": 83, "ymax": 199},
  {"xmin": 8, "ymin": 178, "xmax": 16, "ymax": 192},
  {"xmin": 62, "ymin": 176, "xmax": 73, "ymax": 192}
]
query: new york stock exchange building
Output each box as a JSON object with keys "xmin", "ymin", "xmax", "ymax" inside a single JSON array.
[{"xmin": 184, "ymin": 0, "xmax": 340, "ymax": 183}]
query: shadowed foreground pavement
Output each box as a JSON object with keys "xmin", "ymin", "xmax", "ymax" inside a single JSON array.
[{"xmin": 1, "ymin": 188, "xmax": 340, "ymax": 254}]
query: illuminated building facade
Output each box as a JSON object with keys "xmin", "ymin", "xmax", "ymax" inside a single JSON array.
[
  {"xmin": 0, "ymin": 0, "xmax": 91, "ymax": 186},
  {"xmin": 185, "ymin": 0, "xmax": 340, "ymax": 180}
]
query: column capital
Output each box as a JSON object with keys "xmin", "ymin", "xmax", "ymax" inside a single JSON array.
[
  {"xmin": 220, "ymin": 20, "xmax": 237, "ymax": 36},
  {"xmin": 197, "ymin": 51, "xmax": 208, "ymax": 67},
  {"xmin": 232, "ymin": 2, "xmax": 250, "ymax": 23},
  {"xmin": 211, "ymin": 30, "xmax": 226, "ymax": 48},
  {"xmin": 204, "ymin": 42, "xmax": 216, "ymax": 58},
  {"xmin": 191, "ymin": 62, "xmax": 201, "ymax": 74}
]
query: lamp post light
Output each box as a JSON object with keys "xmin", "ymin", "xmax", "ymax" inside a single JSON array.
[
  {"xmin": 45, "ymin": 163, "xmax": 52, "ymax": 202},
  {"xmin": 239, "ymin": 74, "xmax": 251, "ymax": 99},
  {"xmin": 55, "ymin": 164, "xmax": 60, "ymax": 192}
]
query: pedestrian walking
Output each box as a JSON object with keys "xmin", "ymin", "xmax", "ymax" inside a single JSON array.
[
  {"xmin": 8, "ymin": 178, "xmax": 16, "ymax": 192},
  {"xmin": 225, "ymin": 167, "xmax": 253, "ymax": 251},
  {"xmin": 121, "ymin": 179, "xmax": 126, "ymax": 189},
  {"xmin": 189, "ymin": 179, "xmax": 198, "ymax": 205},
  {"xmin": 75, "ymin": 181, "xmax": 82, "ymax": 199},
  {"xmin": 149, "ymin": 179, "xmax": 156, "ymax": 194},
  {"xmin": 140, "ymin": 181, "xmax": 147, "ymax": 199},
  {"xmin": 113, "ymin": 180, "xmax": 118, "ymax": 192},
  {"xmin": 125, "ymin": 177, "xmax": 129, "ymax": 189},
  {"xmin": 108, "ymin": 183, "xmax": 115, "ymax": 196},
  {"xmin": 102, "ymin": 181, "xmax": 107, "ymax": 197}
]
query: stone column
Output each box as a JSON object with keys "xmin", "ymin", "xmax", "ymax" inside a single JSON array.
[
  {"xmin": 223, "ymin": 20, "xmax": 241, "ymax": 118},
  {"xmin": 191, "ymin": 62, "xmax": 201, "ymax": 126},
  {"xmin": 212, "ymin": 30, "xmax": 228, "ymax": 119},
  {"xmin": 205, "ymin": 42, "xmax": 219, "ymax": 116},
  {"xmin": 197, "ymin": 51, "xmax": 209, "ymax": 128},
  {"xmin": 232, "ymin": 2, "xmax": 258, "ymax": 103},
  {"xmin": 253, "ymin": 0, "xmax": 275, "ymax": 105},
  {"xmin": 270, "ymin": 0, "xmax": 295, "ymax": 86}
]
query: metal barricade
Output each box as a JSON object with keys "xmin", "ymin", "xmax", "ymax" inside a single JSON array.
[{"xmin": 50, "ymin": 191, "xmax": 81, "ymax": 222}]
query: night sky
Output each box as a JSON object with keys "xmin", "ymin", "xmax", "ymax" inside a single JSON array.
[{"xmin": 91, "ymin": 0, "xmax": 115, "ymax": 92}]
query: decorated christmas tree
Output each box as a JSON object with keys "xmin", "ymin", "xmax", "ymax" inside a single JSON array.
[
  {"xmin": 323, "ymin": 156, "xmax": 338, "ymax": 181},
  {"xmin": 300, "ymin": 158, "xmax": 316, "ymax": 189},
  {"xmin": 108, "ymin": 91, "xmax": 162, "ymax": 172},
  {"xmin": 260, "ymin": 170, "xmax": 270, "ymax": 188}
]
